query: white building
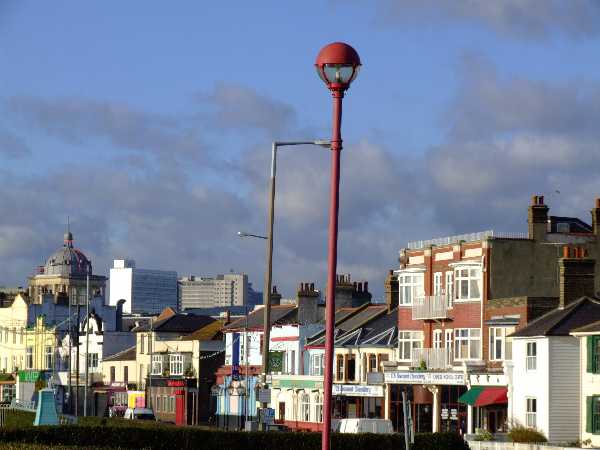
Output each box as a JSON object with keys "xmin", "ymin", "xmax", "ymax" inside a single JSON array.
[
  {"xmin": 178, "ymin": 273, "xmax": 256, "ymax": 310},
  {"xmin": 571, "ymin": 320, "xmax": 600, "ymax": 448},
  {"xmin": 109, "ymin": 259, "xmax": 177, "ymax": 314},
  {"xmin": 509, "ymin": 297, "xmax": 600, "ymax": 444}
]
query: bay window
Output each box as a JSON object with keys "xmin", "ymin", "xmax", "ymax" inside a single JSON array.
[
  {"xmin": 398, "ymin": 272, "xmax": 424, "ymax": 306},
  {"xmin": 398, "ymin": 331, "xmax": 423, "ymax": 361},
  {"xmin": 454, "ymin": 266, "xmax": 481, "ymax": 301},
  {"xmin": 454, "ymin": 328, "xmax": 481, "ymax": 360}
]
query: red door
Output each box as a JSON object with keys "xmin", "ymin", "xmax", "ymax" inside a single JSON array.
[{"xmin": 175, "ymin": 392, "xmax": 185, "ymax": 426}]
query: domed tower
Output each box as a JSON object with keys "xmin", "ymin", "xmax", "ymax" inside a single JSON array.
[{"xmin": 28, "ymin": 228, "xmax": 107, "ymax": 305}]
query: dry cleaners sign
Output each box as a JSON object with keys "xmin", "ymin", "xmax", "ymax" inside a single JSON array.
[
  {"xmin": 332, "ymin": 384, "xmax": 384, "ymax": 397},
  {"xmin": 384, "ymin": 371, "xmax": 465, "ymax": 385}
]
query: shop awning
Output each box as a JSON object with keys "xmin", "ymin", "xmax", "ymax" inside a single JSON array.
[{"xmin": 458, "ymin": 386, "xmax": 507, "ymax": 407}]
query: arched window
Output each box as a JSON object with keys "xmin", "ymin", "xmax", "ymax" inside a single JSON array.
[{"xmin": 313, "ymin": 393, "xmax": 323, "ymax": 423}]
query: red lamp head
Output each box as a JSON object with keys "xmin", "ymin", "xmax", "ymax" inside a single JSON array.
[{"xmin": 315, "ymin": 42, "xmax": 361, "ymax": 92}]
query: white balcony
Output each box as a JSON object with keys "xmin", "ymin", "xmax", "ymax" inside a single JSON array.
[
  {"xmin": 411, "ymin": 348, "xmax": 453, "ymax": 370},
  {"xmin": 412, "ymin": 295, "xmax": 450, "ymax": 320}
]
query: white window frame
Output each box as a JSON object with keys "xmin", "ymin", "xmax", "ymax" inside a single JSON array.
[
  {"xmin": 445, "ymin": 271, "xmax": 454, "ymax": 308},
  {"xmin": 26, "ymin": 346, "xmax": 33, "ymax": 369},
  {"xmin": 433, "ymin": 272, "xmax": 443, "ymax": 295},
  {"xmin": 87, "ymin": 353, "xmax": 98, "ymax": 370},
  {"xmin": 170, "ymin": 354, "xmax": 183, "ymax": 376},
  {"xmin": 311, "ymin": 353, "xmax": 324, "ymax": 376},
  {"xmin": 526, "ymin": 397, "xmax": 537, "ymax": 428},
  {"xmin": 489, "ymin": 327, "xmax": 515, "ymax": 361},
  {"xmin": 433, "ymin": 330, "xmax": 443, "ymax": 349},
  {"xmin": 300, "ymin": 392, "xmax": 310, "ymax": 422},
  {"xmin": 445, "ymin": 329, "xmax": 453, "ymax": 350},
  {"xmin": 454, "ymin": 265, "xmax": 482, "ymax": 302},
  {"xmin": 398, "ymin": 331, "xmax": 423, "ymax": 361},
  {"xmin": 398, "ymin": 272, "xmax": 424, "ymax": 306},
  {"xmin": 45, "ymin": 346, "xmax": 53, "ymax": 369},
  {"xmin": 151, "ymin": 354, "xmax": 163, "ymax": 375},
  {"xmin": 526, "ymin": 342, "xmax": 537, "ymax": 371},
  {"xmin": 313, "ymin": 393, "xmax": 323, "ymax": 423},
  {"xmin": 454, "ymin": 328, "xmax": 481, "ymax": 361}
]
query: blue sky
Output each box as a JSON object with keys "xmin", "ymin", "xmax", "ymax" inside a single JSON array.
[{"xmin": 2, "ymin": 1, "xmax": 600, "ymax": 299}]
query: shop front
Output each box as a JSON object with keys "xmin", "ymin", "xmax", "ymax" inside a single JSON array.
[
  {"xmin": 332, "ymin": 384, "xmax": 384, "ymax": 419},
  {"xmin": 148, "ymin": 377, "xmax": 197, "ymax": 425},
  {"xmin": 385, "ymin": 370, "xmax": 467, "ymax": 434},
  {"xmin": 460, "ymin": 373, "xmax": 509, "ymax": 434}
]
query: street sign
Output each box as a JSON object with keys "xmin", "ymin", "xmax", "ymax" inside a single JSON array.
[
  {"xmin": 258, "ymin": 389, "xmax": 271, "ymax": 404},
  {"xmin": 259, "ymin": 407, "xmax": 275, "ymax": 424}
]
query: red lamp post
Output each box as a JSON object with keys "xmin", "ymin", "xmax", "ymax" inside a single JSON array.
[{"xmin": 315, "ymin": 42, "xmax": 361, "ymax": 450}]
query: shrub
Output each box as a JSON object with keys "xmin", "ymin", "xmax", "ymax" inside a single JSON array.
[
  {"xmin": 508, "ymin": 425, "xmax": 547, "ymax": 443},
  {"xmin": 0, "ymin": 426, "xmax": 469, "ymax": 450},
  {"xmin": 472, "ymin": 428, "xmax": 493, "ymax": 441}
]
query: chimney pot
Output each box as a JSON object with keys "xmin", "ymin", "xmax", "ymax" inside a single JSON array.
[
  {"xmin": 364, "ymin": 282, "xmax": 368, "ymax": 292},
  {"xmin": 563, "ymin": 246, "xmax": 570, "ymax": 258},
  {"xmin": 310, "ymin": 283, "xmax": 314, "ymax": 291},
  {"xmin": 596, "ymin": 198, "xmax": 600, "ymax": 209}
]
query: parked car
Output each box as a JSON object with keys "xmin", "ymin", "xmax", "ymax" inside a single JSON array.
[
  {"xmin": 336, "ymin": 418, "xmax": 394, "ymax": 434},
  {"xmin": 123, "ymin": 407, "xmax": 156, "ymax": 421}
]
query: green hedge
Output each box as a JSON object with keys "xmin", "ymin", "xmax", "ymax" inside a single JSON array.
[
  {"xmin": 0, "ymin": 426, "xmax": 468, "ymax": 450},
  {"xmin": 3, "ymin": 411, "xmax": 35, "ymax": 429}
]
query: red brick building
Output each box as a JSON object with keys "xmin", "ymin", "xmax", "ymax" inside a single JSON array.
[{"xmin": 383, "ymin": 195, "xmax": 600, "ymax": 435}]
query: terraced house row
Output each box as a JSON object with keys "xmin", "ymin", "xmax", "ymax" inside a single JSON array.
[
  {"xmin": 2, "ymin": 195, "xmax": 600, "ymax": 446},
  {"xmin": 212, "ymin": 195, "xmax": 600, "ymax": 447}
]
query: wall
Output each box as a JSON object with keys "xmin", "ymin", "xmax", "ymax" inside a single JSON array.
[
  {"xmin": 548, "ymin": 336, "xmax": 580, "ymax": 443},
  {"xmin": 511, "ymin": 337, "xmax": 549, "ymax": 439}
]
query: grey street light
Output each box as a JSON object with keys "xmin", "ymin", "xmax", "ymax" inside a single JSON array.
[
  {"xmin": 260, "ymin": 140, "xmax": 330, "ymax": 420},
  {"xmin": 235, "ymin": 139, "xmax": 331, "ymax": 426}
]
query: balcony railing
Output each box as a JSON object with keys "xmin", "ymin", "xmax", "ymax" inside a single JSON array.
[
  {"xmin": 412, "ymin": 295, "xmax": 450, "ymax": 320},
  {"xmin": 411, "ymin": 348, "xmax": 453, "ymax": 370}
]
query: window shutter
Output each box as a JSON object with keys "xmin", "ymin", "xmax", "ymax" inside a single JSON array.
[
  {"xmin": 588, "ymin": 337, "xmax": 595, "ymax": 373},
  {"xmin": 587, "ymin": 396, "xmax": 594, "ymax": 433}
]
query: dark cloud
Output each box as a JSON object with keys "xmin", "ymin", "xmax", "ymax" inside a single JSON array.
[{"xmin": 375, "ymin": 0, "xmax": 600, "ymax": 40}]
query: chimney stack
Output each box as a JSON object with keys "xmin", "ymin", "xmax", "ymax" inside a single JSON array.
[
  {"xmin": 591, "ymin": 198, "xmax": 600, "ymax": 236},
  {"xmin": 559, "ymin": 246, "xmax": 595, "ymax": 309},
  {"xmin": 528, "ymin": 195, "xmax": 549, "ymax": 241},
  {"xmin": 297, "ymin": 282, "xmax": 319, "ymax": 324},
  {"xmin": 270, "ymin": 285, "xmax": 281, "ymax": 306},
  {"xmin": 384, "ymin": 270, "xmax": 398, "ymax": 313}
]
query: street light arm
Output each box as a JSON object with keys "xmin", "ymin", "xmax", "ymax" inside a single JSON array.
[{"xmin": 237, "ymin": 231, "xmax": 268, "ymax": 240}]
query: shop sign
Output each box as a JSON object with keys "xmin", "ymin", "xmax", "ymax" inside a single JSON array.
[
  {"xmin": 441, "ymin": 408, "xmax": 449, "ymax": 420},
  {"xmin": 18, "ymin": 370, "xmax": 49, "ymax": 383},
  {"xmin": 167, "ymin": 380, "xmax": 186, "ymax": 387},
  {"xmin": 271, "ymin": 378, "xmax": 323, "ymax": 389},
  {"xmin": 332, "ymin": 384, "xmax": 384, "ymax": 397},
  {"xmin": 450, "ymin": 408, "xmax": 458, "ymax": 420},
  {"xmin": 384, "ymin": 371, "xmax": 465, "ymax": 386}
]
